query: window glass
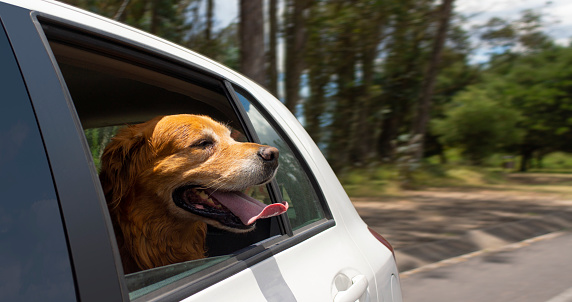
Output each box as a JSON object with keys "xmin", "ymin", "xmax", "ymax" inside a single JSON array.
[
  {"xmin": 126, "ymin": 256, "xmax": 230, "ymax": 300},
  {"xmin": 234, "ymin": 88, "xmax": 327, "ymax": 230},
  {"xmin": 0, "ymin": 25, "xmax": 76, "ymax": 302},
  {"xmin": 46, "ymin": 37, "xmax": 279, "ymax": 299}
]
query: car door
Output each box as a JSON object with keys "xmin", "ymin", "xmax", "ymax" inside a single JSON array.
[
  {"xmin": 1, "ymin": 5, "xmax": 130, "ymax": 302},
  {"xmin": 0, "ymin": 18, "xmax": 77, "ymax": 302},
  {"xmin": 0, "ymin": 2, "xmax": 379, "ymax": 301}
]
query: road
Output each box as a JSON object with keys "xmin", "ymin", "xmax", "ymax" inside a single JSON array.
[{"xmin": 400, "ymin": 231, "xmax": 572, "ymax": 302}]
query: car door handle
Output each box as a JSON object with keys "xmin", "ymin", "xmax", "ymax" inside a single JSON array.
[{"xmin": 334, "ymin": 275, "xmax": 368, "ymax": 302}]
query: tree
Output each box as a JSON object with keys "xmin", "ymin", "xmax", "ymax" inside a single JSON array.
[
  {"xmin": 239, "ymin": 0, "xmax": 265, "ymax": 85},
  {"xmin": 432, "ymin": 87, "xmax": 523, "ymax": 164},
  {"xmin": 478, "ymin": 9, "xmax": 553, "ymax": 55},
  {"xmin": 267, "ymin": 0, "xmax": 279, "ymax": 97},
  {"xmin": 376, "ymin": 0, "xmax": 434, "ymax": 160},
  {"xmin": 284, "ymin": 0, "xmax": 309, "ymax": 115},
  {"xmin": 301, "ymin": 0, "xmax": 390, "ymax": 169},
  {"xmin": 411, "ymin": 0, "xmax": 455, "ymax": 161},
  {"xmin": 499, "ymin": 46, "xmax": 572, "ymax": 170}
]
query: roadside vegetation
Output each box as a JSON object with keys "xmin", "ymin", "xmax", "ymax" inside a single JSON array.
[{"xmin": 339, "ymin": 150, "xmax": 572, "ymax": 197}]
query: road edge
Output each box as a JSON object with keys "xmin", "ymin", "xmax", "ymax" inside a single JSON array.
[{"xmin": 395, "ymin": 210, "xmax": 572, "ymax": 274}]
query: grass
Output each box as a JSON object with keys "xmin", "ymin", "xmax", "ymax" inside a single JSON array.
[
  {"xmin": 339, "ymin": 160, "xmax": 572, "ymax": 197},
  {"xmin": 339, "ymin": 166, "xmax": 401, "ymax": 197}
]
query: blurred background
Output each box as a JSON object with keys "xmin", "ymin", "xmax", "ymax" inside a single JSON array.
[
  {"xmin": 61, "ymin": 0, "xmax": 572, "ymax": 301},
  {"xmin": 61, "ymin": 0, "xmax": 572, "ymax": 181}
]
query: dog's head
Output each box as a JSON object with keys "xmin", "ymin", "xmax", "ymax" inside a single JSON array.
[{"xmin": 100, "ymin": 114, "xmax": 285, "ymax": 233}]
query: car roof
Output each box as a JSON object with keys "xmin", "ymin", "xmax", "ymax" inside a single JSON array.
[{"xmin": 2, "ymin": 0, "xmax": 265, "ymax": 98}]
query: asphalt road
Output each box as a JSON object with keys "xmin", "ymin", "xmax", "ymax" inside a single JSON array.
[{"xmin": 400, "ymin": 231, "xmax": 572, "ymax": 302}]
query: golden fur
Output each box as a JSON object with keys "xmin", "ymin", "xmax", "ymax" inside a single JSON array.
[{"xmin": 99, "ymin": 114, "xmax": 279, "ymax": 273}]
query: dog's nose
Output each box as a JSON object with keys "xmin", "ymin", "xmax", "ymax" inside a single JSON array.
[{"xmin": 258, "ymin": 146, "xmax": 279, "ymax": 162}]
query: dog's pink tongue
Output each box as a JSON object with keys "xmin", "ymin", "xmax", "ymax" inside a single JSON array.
[{"xmin": 208, "ymin": 190, "xmax": 288, "ymax": 225}]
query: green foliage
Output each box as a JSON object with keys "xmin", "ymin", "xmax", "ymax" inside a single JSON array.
[
  {"xmin": 432, "ymin": 87, "xmax": 523, "ymax": 164},
  {"xmin": 84, "ymin": 126, "xmax": 122, "ymax": 172},
  {"xmin": 339, "ymin": 165, "xmax": 400, "ymax": 197},
  {"xmin": 463, "ymin": 45, "xmax": 572, "ymax": 170},
  {"xmin": 540, "ymin": 152, "xmax": 572, "ymax": 170}
]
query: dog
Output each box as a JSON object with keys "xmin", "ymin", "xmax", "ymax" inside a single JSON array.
[{"xmin": 99, "ymin": 114, "xmax": 288, "ymax": 274}]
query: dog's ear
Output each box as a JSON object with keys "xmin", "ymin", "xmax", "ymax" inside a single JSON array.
[{"xmin": 99, "ymin": 124, "xmax": 154, "ymax": 212}]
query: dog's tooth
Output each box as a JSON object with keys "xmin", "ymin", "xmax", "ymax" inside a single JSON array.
[{"xmin": 199, "ymin": 191, "xmax": 208, "ymax": 200}]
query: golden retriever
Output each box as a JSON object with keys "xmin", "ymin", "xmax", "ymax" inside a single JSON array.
[{"xmin": 99, "ymin": 114, "xmax": 288, "ymax": 274}]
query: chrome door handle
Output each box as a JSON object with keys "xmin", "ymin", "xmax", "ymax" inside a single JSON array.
[{"xmin": 334, "ymin": 275, "xmax": 368, "ymax": 302}]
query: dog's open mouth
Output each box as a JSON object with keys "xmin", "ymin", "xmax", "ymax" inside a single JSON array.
[{"xmin": 173, "ymin": 186, "xmax": 288, "ymax": 230}]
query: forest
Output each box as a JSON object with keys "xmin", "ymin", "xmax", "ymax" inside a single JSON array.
[{"xmin": 62, "ymin": 0, "xmax": 572, "ymax": 181}]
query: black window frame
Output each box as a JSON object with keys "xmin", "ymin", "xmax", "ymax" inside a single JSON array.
[
  {"xmin": 226, "ymin": 84, "xmax": 334, "ymax": 228},
  {"xmin": 1, "ymin": 4, "xmax": 336, "ymax": 301},
  {"xmin": 0, "ymin": 3, "xmax": 128, "ymax": 302},
  {"xmin": 0, "ymin": 15, "xmax": 77, "ymax": 302}
]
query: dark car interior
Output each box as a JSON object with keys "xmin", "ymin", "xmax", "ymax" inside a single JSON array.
[{"xmin": 50, "ymin": 42, "xmax": 238, "ymax": 129}]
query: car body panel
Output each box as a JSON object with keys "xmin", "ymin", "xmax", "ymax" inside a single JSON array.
[{"xmin": 183, "ymin": 227, "xmax": 375, "ymax": 302}]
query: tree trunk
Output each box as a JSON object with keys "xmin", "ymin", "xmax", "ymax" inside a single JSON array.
[
  {"xmin": 519, "ymin": 145, "xmax": 537, "ymax": 172},
  {"xmin": 304, "ymin": 67, "xmax": 327, "ymax": 144},
  {"xmin": 411, "ymin": 0, "xmax": 455, "ymax": 160},
  {"xmin": 240, "ymin": 0, "xmax": 265, "ymax": 85},
  {"xmin": 376, "ymin": 0, "xmax": 424, "ymax": 163},
  {"xmin": 284, "ymin": 0, "xmax": 308, "ymax": 115},
  {"xmin": 267, "ymin": 0, "xmax": 279, "ymax": 97},
  {"xmin": 520, "ymin": 151, "xmax": 531, "ymax": 172},
  {"xmin": 205, "ymin": 0, "xmax": 214, "ymax": 42},
  {"xmin": 113, "ymin": 0, "xmax": 130, "ymax": 20},
  {"xmin": 349, "ymin": 31, "xmax": 383, "ymax": 163},
  {"xmin": 150, "ymin": 0, "xmax": 160, "ymax": 35},
  {"xmin": 377, "ymin": 114, "xmax": 400, "ymax": 160},
  {"xmin": 328, "ymin": 65, "xmax": 356, "ymax": 170}
]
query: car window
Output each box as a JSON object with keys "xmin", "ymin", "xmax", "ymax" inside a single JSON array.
[
  {"xmin": 233, "ymin": 87, "xmax": 328, "ymax": 231},
  {"xmin": 44, "ymin": 33, "xmax": 282, "ymax": 299},
  {"xmin": 0, "ymin": 23, "xmax": 76, "ymax": 302}
]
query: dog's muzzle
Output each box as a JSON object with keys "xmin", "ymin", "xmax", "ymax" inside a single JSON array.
[{"xmin": 172, "ymin": 186, "xmax": 288, "ymax": 230}]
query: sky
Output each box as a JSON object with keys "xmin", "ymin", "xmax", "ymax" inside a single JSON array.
[
  {"xmin": 455, "ymin": 0, "xmax": 572, "ymax": 62},
  {"xmin": 456, "ymin": 0, "xmax": 571, "ymax": 45},
  {"xmin": 214, "ymin": 0, "xmax": 571, "ymax": 63}
]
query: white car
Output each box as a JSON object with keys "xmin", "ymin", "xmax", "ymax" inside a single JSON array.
[{"xmin": 0, "ymin": 0, "xmax": 402, "ymax": 301}]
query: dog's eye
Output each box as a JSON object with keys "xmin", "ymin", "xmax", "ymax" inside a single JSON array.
[{"xmin": 191, "ymin": 139, "xmax": 214, "ymax": 149}]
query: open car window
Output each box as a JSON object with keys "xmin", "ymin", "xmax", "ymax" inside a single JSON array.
[
  {"xmin": 44, "ymin": 28, "xmax": 282, "ymax": 300},
  {"xmin": 39, "ymin": 17, "xmax": 332, "ymax": 300}
]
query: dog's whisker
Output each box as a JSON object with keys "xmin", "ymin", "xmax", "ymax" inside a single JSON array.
[{"xmin": 205, "ymin": 180, "xmax": 227, "ymax": 198}]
